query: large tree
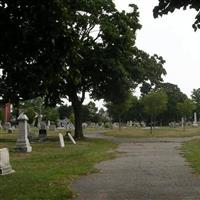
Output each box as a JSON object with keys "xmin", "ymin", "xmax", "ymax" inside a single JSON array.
[
  {"xmin": 51, "ymin": 2, "xmax": 166, "ymax": 138},
  {"xmin": 153, "ymin": 0, "xmax": 200, "ymax": 30},
  {"xmin": 1, "ymin": 1, "xmax": 166, "ymax": 139}
]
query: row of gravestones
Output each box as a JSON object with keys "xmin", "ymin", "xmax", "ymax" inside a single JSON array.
[{"xmin": 0, "ymin": 113, "xmax": 77, "ymax": 175}]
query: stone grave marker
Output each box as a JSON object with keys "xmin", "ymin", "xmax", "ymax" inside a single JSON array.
[
  {"xmin": 49, "ymin": 124, "xmax": 56, "ymax": 131},
  {"xmin": 193, "ymin": 112, "xmax": 198, "ymax": 127},
  {"xmin": 3, "ymin": 122, "xmax": 11, "ymax": 133},
  {"xmin": 0, "ymin": 148, "xmax": 15, "ymax": 175},
  {"xmin": 39, "ymin": 122, "xmax": 47, "ymax": 142},
  {"xmin": 15, "ymin": 113, "xmax": 32, "ymax": 152},
  {"xmin": 58, "ymin": 133, "xmax": 65, "ymax": 148},
  {"xmin": 67, "ymin": 132, "xmax": 76, "ymax": 144}
]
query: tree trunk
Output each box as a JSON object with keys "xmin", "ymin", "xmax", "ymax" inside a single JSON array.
[
  {"xmin": 72, "ymin": 98, "xmax": 84, "ymax": 139},
  {"xmin": 150, "ymin": 115, "xmax": 153, "ymax": 134}
]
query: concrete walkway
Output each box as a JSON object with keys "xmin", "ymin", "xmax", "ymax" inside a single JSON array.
[{"xmin": 71, "ymin": 133, "xmax": 200, "ymax": 200}]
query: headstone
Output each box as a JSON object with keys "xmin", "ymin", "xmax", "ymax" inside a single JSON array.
[
  {"xmin": 0, "ymin": 148, "xmax": 15, "ymax": 175},
  {"xmin": 3, "ymin": 122, "xmax": 11, "ymax": 132},
  {"xmin": 193, "ymin": 112, "xmax": 198, "ymax": 127},
  {"xmin": 140, "ymin": 121, "xmax": 146, "ymax": 128},
  {"xmin": 126, "ymin": 121, "xmax": 130, "ymax": 127},
  {"xmin": 49, "ymin": 124, "xmax": 56, "ymax": 131},
  {"xmin": 82, "ymin": 123, "xmax": 88, "ymax": 129},
  {"xmin": 129, "ymin": 121, "xmax": 133, "ymax": 127},
  {"xmin": 67, "ymin": 132, "xmax": 76, "ymax": 144},
  {"xmin": 58, "ymin": 133, "xmax": 65, "ymax": 148},
  {"xmin": 15, "ymin": 113, "xmax": 32, "ymax": 152},
  {"xmin": 39, "ymin": 121, "xmax": 47, "ymax": 142},
  {"xmin": 181, "ymin": 117, "xmax": 184, "ymax": 128}
]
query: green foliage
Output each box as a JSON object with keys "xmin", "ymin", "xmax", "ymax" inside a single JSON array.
[
  {"xmin": 43, "ymin": 107, "xmax": 59, "ymax": 123},
  {"xmin": 0, "ymin": 1, "xmax": 166, "ymax": 138},
  {"xmin": 58, "ymin": 105, "xmax": 73, "ymax": 120},
  {"xmin": 153, "ymin": 0, "xmax": 200, "ymax": 31},
  {"xmin": 176, "ymin": 99, "xmax": 196, "ymax": 118},
  {"xmin": 192, "ymin": 88, "xmax": 200, "ymax": 117},
  {"xmin": 156, "ymin": 83, "xmax": 187, "ymax": 124},
  {"xmin": 142, "ymin": 89, "xmax": 168, "ymax": 117}
]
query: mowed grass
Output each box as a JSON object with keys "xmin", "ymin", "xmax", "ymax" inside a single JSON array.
[
  {"xmin": 104, "ymin": 127, "xmax": 200, "ymax": 138},
  {"xmin": 0, "ymin": 131, "xmax": 117, "ymax": 200},
  {"xmin": 182, "ymin": 139, "xmax": 200, "ymax": 174}
]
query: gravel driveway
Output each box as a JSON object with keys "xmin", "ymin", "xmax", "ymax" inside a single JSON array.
[{"xmin": 71, "ymin": 134, "xmax": 200, "ymax": 200}]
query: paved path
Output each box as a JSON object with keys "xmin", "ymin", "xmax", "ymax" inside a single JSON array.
[{"xmin": 71, "ymin": 133, "xmax": 200, "ymax": 200}]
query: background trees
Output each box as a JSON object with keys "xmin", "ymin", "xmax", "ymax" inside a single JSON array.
[
  {"xmin": 192, "ymin": 88, "xmax": 200, "ymax": 118},
  {"xmin": 142, "ymin": 89, "xmax": 168, "ymax": 133},
  {"xmin": 156, "ymin": 83, "xmax": 187, "ymax": 125},
  {"xmin": 176, "ymin": 99, "xmax": 196, "ymax": 129}
]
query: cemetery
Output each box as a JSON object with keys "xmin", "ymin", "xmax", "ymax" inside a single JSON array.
[{"xmin": 1, "ymin": 0, "xmax": 200, "ymax": 199}]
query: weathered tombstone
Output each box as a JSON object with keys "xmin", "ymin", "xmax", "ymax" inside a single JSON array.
[
  {"xmin": 15, "ymin": 113, "xmax": 32, "ymax": 152},
  {"xmin": 49, "ymin": 124, "xmax": 56, "ymax": 131},
  {"xmin": 141, "ymin": 121, "xmax": 146, "ymax": 128},
  {"xmin": 181, "ymin": 117, "xmax": 184, "ymax": 128},
  {"xmin": 129, "ymin": 120, "xmax": 133, "ymax": 127},
  {"xmin": 58, "ymin": 133, "xmax": 65, "ymax": 148},
  {"xmin": 82, "ymin": 122, "xmax": 88, "ymax": 129},
  {"xmin": 3, "ymin": 122, "xmax": 11, "ymax": 132},
  {"xmin": 0, "ymin": 148, "xmax": 15, "ymax": 175},
  {"xmin": 68, "ymin": 132, "xmax": 76, "ymax": 144},
  {"xmin": 193, "ymin": 112, "xmax": 198, "ymax": 127},
  {"xmin": 46, "ymin": 120, "xmax": 50, "ymax": 129},
  {"xmin": 39, "ymin": 122, "xmax": 47, "ymax": 142}
]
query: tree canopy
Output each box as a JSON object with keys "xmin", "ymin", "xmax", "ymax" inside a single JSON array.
[
  {"xmin": 0, "ymin": 1, "xmax": 167, "ymax": 138},
  {"xmin": 156, "ymin": 82, "xmax": 187, "ymax": 124},
  {"xmin": 153, "ymin": 0, "xmax": 200, "ymax": 30},
  {"xmin": 142, "ymin": 89, "xmax": 168, "ymax": 132}
]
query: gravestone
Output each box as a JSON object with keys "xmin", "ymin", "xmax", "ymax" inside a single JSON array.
[
  {"xmin": 193, "ymin": 112, "xmax": 198, "ymax": 127},
  {"xmin": 15, "ymin": 113, "xmax": 32, "ymax": 152},
  {"xmin": 0, "ymin": 148, "xmax": 15, "ymax": 175},
  {"xmin": 39, "ymin": 122, "xmax": 47, "ymax": 142},
  {"xmin": 3, "ymin": 122, "xmax": 11, "ymax": 133},
  {"xmin": 49, "ymin": 124, "xmax": 56, "ymax": 131},
  {"xmin": 181, "ymin": 117, "xmax": 184, "ymax": 128},
  {"xmin": 68, "ymin": 132, "xmax": 76, "ymax": 144},
  {"xmin": 58, "ymin": 133, "xmax": 65, "ymax": 148},
  {"xmin": 82, "ymin": 123, "xmax": 88, "ymax": 129}
]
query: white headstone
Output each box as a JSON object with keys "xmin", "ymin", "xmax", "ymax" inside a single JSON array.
[
  {"xmin": 193, "ymin": 112, "xmax": 198, "ymax": 127},
  {"xmin": 0, "ymin": 148, "xmax": 15, "ymax": 175},
  {"xmin": 58, "ymin": 133, "xmax": 65, "ymax": 148},
  {"xmin": 67, "ymin": 132, "xmax": 76, "ymax": 144},
  {"xmin": 181, "ymin": 117, "xmax": 184, "ymax": 128},
  {"xmin": 15, "ymin": 113, "xmax": 32, "ymax": 152}
]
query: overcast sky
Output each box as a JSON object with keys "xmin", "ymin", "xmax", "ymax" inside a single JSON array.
[{"xmin": 114, "ymin": 0, "xmax": 200, "ymax": 98}]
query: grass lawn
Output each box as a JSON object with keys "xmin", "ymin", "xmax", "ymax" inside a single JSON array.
[
  {"xmin": 0, "ymin": 131, "xmax": 117, "ymax": 200},
  {"xmin": 182, "ymin": 139, "xmax": 200, "ymax": 174},
  {"xmin": 104, "ymin": 127, "xmax": 200, "ymax": 138}
]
